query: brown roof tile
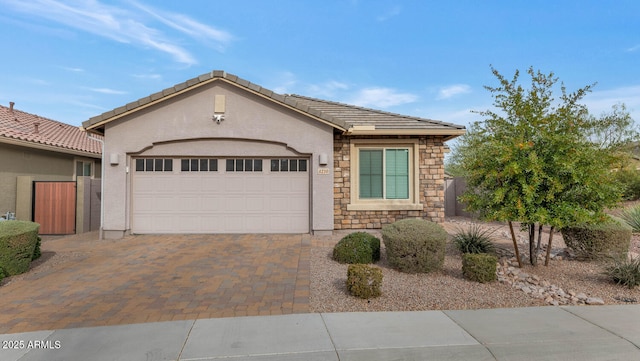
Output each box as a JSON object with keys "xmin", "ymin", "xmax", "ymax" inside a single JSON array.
[{"xmin": 0, "ymin": 104, "xmax": 102, "ymax": 156}]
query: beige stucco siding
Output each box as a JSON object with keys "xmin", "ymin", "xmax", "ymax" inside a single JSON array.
[
  {"xmin": 0, "ymin": 142, "xmax": 75, "ymax": 217},
  {"xmin": 101, "ymin": 81, "xmax": 334, "ymax": 237}
]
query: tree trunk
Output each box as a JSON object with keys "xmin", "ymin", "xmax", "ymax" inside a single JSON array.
[
  {"xmin": 529, "ymin": 223, "xmax": 537, "ymax": 266},
  {"xmin": 508, "ymin": 221, "xmax": 522, "ymax": 268},
  {"xmin": 535, "ymin": 224, "xmax": 543, "ymax": 258},
  {"xmin": 545, "ymin": 227, "xmax": 555, "ymax": 266}
]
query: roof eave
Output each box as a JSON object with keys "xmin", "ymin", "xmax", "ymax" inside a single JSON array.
[
  {"xmin": 82, "ymin": 77, "xmax": 348, "ymax": 133},
  {"xmin": 344, "ymin": 128, "xmax": 465, "ymax": 140},
  {"xmin": 0, "ymin": 136, "xmax": 102, "ymax": 159}
]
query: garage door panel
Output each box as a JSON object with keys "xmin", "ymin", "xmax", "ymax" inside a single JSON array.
[
  {"xmin": 132, "ymin": 157, "xmax": 309, "ymax": 234},
  {"xmin": 269, "ymin": 197, "xmax": 289, "ymax": 211},
  {"xmin": 246, "ymin": 197, "xmax": 265, "ymax": 211}
]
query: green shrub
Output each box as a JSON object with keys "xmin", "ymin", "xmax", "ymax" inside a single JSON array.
[
  {"xmin": 32, "ymin": 236, "xmax": 42, "ymax": 261},
  {"xmin": 0, "ymin": 221, "xmax": 40, "ymax": 276},
  {"xmin": 346, "ymin": 264, "xmax": 383, "ymax": 299},
  {"xmin": 333, "ymin": 232, "xmax": 380, "ymax": 264},
  {"xmin": 604, "ymin": 257, "xmax": 640, "ymax": 289},
  {"xmin": 382, "ymin": 218, "xmax": 447, "ymax": 273},
  {"xmin": 462, "ymin": 253, "xmax": 498, "ymax": 283},
  {"xmin": 452, "ymin": 223, "xmax": 496, "ymax": 254},
  {"xmin": 613, "ymin": 169, "xmax": 640, "ymax": 201},
  {"xmin": 0, "ymin": 266, "xmax": 6, "ymax": 283},
  {"xmin": 620, "ymin": 204, "xmax": 640, "ymax": 233},
  {"xmin": 560, "ymin": 216, "xmax": 632, "ymax": 260}
]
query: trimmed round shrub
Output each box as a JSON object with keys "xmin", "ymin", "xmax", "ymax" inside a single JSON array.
[
  {"xmin": 382, "ymin": 218, "xmax": 447, "ymax": 273},
  {"xmin": 333, "ymin": 232, "xmax": 380, "ymax": 264},
  {"xmin": 346, "ymin": 264, "xmax": 383, "ymax": 299},
  {"xmin": 32, "ymin": 236, "xmax": 42, "ymax": 261},
  {"xmin": 462, "ymin": 253, "xmax": 498, "ymax": 283},
  {"xmin": 561, "ymin": 216, "xmax": 632, "ymax": 260},
  {"xmin": 452, "ymin": 223, "xmax": 496, "ymax": 254},
  {"xmin": 0, "ymin": 221, "xmax": 40, "ymax": 276}
]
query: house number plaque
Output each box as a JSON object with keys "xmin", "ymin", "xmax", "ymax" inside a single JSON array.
[{"xmin": 317, "ymin": 168, "xmax": 330, "ymax": 175}]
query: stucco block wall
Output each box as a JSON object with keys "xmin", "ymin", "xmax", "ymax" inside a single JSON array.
[
  {"xmin": 0, "ymin": 143, "xmax": 74, "ymax": 216},
  {"xmin": 333, "ymin": 134, "xmax": 446, "ymax": 229}
]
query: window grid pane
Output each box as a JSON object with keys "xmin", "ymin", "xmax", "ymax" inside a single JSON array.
[
  {"xmin": 359, "ymin": 150, "xmax": 383, "ymax": 198},
  {"xmin": 164, "ymin": 159, "xmax": 173, "ymax": 172},
  {"xmin": 226, "ymin": 159, "xmax": 234, "ymax": 172},
  {"xmin": 210, "ymin": 159, "xmax": 218, "ymax": 171},
  {"xmin": 135, "ymin": 159, "xmax": 145, "ymax": 172},
  {"xmin": 154, "ymin": 159, "xmax": 163, "ymax": 172},
  {"xmin": 145, "ymin": 159, "xmax": 154, "ymax": 172},
  {"xmin": 299, "ymin": 159, "xmax": 307, "ymax": 172},
  {"xmin": 254, "ymin": 159, "xmax": 263, "ymax": 172},
  {"xmin": 385, "ymin": 149, "xmax": 409, "ymax": 199}
]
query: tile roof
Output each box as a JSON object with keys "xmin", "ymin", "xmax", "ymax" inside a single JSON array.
[
  {"xmin": 0, "ymin": 104, "xmax": 102, "ymax": 156},
  {"xmin": 285, "ymin": 94, "xmax": 465, "ymax": 132},
  {"xmin": 83, "ymin": 70, "xmax": 465, "ymax": 138}
]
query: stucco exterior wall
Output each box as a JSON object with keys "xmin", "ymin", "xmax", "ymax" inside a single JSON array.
[
  {"xmin": 101, "ymin": 81, "xmax": 335, "ymax": 238},
  {"xmin": 333, "ymin": 134, "xmax": 446, "ymax": 229},
  {"xmin": 0, "ymin": 142, "xmax": 74, "ymax": 218}
]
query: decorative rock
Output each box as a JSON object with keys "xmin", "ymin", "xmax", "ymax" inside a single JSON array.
[
  {"xmin": 586, "ymin": 297, "xmax": 605, "ymax": 305},
  {"xmin": 494, "ymin": 253, "xmax": 604, "ymax": 308}
]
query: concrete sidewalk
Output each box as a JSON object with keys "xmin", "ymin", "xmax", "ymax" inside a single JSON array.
[{"xmin": 2, "ymin": 305, "xmax": 639, "ymax": 361}]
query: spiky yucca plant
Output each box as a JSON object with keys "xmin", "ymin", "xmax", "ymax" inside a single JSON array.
[
  {"xmin": 620, "ymin": 204, "xmax": 640, "ymax": 233},
  {"xmin": 452, "ymin": 223, "xmax": 496, "ymax": 254},
  {"xmin": 605, "ymin": 257, "xmax": 640, "ymax": 289}
]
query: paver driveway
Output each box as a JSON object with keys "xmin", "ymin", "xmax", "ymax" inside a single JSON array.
[{"xmin": 0, "ymin": 232, "xmax": 310, "ymax": 334}]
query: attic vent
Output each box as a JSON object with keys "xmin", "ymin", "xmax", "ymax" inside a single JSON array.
[
  {"xmin": 33, "ymin": 122, "xmax": 40, "ymax": 134},
  {"xmin": 9, "ymin": 102, "xmax": 14, "ymax": 112}
]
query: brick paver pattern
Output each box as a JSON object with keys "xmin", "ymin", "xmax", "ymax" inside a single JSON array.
[{"xmin": 0, "ymin": 233, "xmax": 310, "ymax": 334}]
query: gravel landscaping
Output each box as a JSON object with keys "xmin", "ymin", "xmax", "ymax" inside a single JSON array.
[{"xmin": 310, "ymin": 218, "xmax": 640, "ymax": 312}]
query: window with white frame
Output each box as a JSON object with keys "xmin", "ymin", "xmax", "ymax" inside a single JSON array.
[{"xmin": 348, "ymin": 140, "xmax": 422, "ymax": 211}]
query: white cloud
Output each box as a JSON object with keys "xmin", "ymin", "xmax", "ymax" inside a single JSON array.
[
  {"xmin": 131, "ymin": 1, "xmax": 233, "ymax": 51},
  {"xmin": 348, "ymin": 87, "xmax": 418, "ymax": 108},
  {"xmin": 86, "ymin": 87, "xmax": 128, "ymax": 95},
  {"xmin": 2, "ymin": 0, "xmax": 234, "ymax": 65},
  {"xmin": 584, "ymin": 85, "xmax": 640, "ymax": 120},
  {"xmin": 307, "ymin": 80, "xmax": 349, "ymax": 98},
  {"xmin": 61, "ymin": 66, "xmax": 84, "ymax": 72},
  {"xmin": 437, "ymin": 84, "xmax": 472, "ymax": 100},
  {"xmin": 271, "ymin": 71, "xmax": 298, "ymax": 94},
  {"xmin": 132, "ymin": 73, "xmax": 162, "ymax": 80},
  {"xmin": 626, "ymin": 44, "xmax": 640, "ymax": 52}
]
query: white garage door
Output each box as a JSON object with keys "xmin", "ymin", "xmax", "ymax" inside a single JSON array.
[{"xmin": 132, "ymin": 158, "xmax": 309, "ymax": 233}]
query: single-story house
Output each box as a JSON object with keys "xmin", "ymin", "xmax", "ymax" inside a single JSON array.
[
  {"xmin": 82, "ymin": 71, "xmax": 465, "ymax": 239},
  {"xmin": 0, "ymin": 102, "xmax": 102, "ymax": 233}
]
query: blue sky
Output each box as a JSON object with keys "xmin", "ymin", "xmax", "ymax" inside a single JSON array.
[{"xmin": 1, "ymin": 0, "xmax": 639, "ymax": 132}]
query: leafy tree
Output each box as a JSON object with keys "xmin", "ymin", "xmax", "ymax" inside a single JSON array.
[{"xmin": 457, "ymin": 66, "xmax": 625, "ymax": 266}]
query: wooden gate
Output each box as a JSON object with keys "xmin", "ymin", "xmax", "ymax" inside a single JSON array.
[{"xmin": 33, "ymin": 181, "xmax": 76, "ymax": 235}]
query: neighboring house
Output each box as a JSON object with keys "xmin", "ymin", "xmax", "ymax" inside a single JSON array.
[
  {"xmin": 0, "ymin": 102, "xmax": 102, "ymax": 233},
  {"xmin": 82, "ymin": 71, "xmax": 465, "ymax": 239}
]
